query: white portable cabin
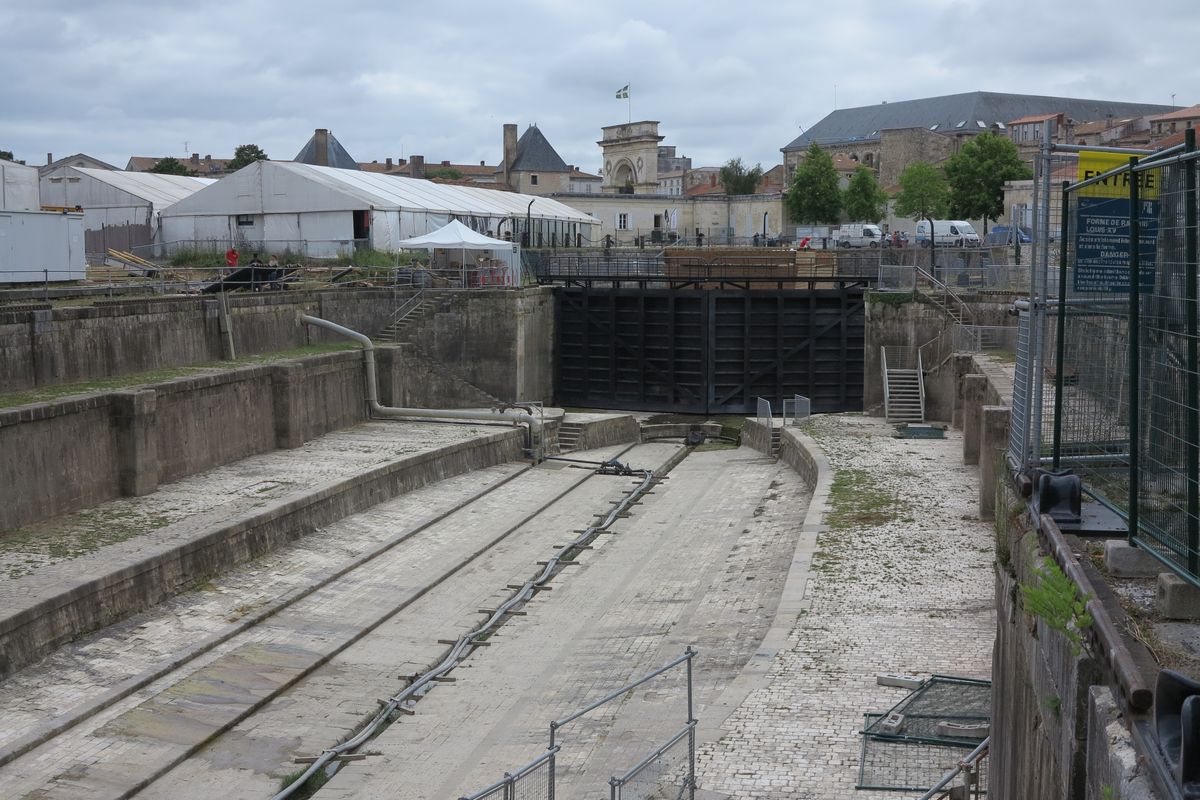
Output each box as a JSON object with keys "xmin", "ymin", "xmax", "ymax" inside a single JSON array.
[
  {"xmin": 159, "ymin": 161, "xmax": 600, "ymax": 258},
  {"xmin": 39, "ymin": 168, "xmax": 215, "ymax": 255},
  {"xmin": 0, "ymin": 159, "xmax": 85, "ymax": 283}
]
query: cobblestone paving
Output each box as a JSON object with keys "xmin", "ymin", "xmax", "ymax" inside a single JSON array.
[{"xmin": 695, "ymin": 416, "xmax": 995, "ymax": 799}]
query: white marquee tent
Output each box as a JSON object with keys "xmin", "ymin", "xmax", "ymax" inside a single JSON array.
[
  {"xmin": 396, "ymin": 219, "xmax": 520, "ymax": 285},
  {"xmin": 159, "ymin": 161, "xmax": 599, "ymax": 258}
]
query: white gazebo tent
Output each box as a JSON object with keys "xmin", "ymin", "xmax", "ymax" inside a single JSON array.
[{"xmin": 396, "ymin": 219, "xmax": 520, "ymax": 286}]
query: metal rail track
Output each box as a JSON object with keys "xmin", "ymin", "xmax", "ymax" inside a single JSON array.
[{"xmin": 38, "ymin": 442, "xmax": 672, "ymax": 800}]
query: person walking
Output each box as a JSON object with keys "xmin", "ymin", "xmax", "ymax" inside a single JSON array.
[{"xmin": 224, "ymin": 246, "xmax": 239, "ymax": 273}]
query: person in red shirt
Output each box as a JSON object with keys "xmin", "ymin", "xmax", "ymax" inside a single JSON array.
[{"xmin": 225, "ymin": 247, "xmax": 239, "ymax": 270}]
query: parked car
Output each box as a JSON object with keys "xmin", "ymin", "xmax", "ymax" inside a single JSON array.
[{"xmin": 984, "ymin": 225, "xmax": 1033, "ymax": 246}]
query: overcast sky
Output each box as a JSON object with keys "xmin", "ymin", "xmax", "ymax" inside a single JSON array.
[{"xmin": 2, "ymin": 0, "xmax": 1197, "ymax": 174}]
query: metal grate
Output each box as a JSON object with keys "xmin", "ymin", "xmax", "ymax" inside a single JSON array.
[{"xmin": 857, "ymin": 676, "xmax": 991, "ymax": 793}]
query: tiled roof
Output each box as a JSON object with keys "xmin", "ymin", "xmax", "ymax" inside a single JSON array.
[
  {"xmin": 1008, "ymin": 112, "xmax": 1061, "ymax": 125},
  {"xmin": 784, "ymin": 91, "xmax": 1172, "ymax": 151},
  {"xmin": 1149, "ymin": 104, "xmax": 1200, "ymax": 122}
]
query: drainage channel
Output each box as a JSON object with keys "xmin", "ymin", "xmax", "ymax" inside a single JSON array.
[{"xmin": 272, "ymin": 447, "xmax": 681, "ymax": 800}]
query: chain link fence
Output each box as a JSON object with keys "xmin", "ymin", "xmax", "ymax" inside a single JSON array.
[{"xmin": 1011, "ymin": 124, "xmax": 1200, "ymax": 586}]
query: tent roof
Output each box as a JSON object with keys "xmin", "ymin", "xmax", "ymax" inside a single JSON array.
[
  {"xmin": 396, "ymin": 219, "xmax": 514, "ymax": 249},
  {"xmin": 72, "ymin": 167, "xmax": 216, "ymax": 213}
]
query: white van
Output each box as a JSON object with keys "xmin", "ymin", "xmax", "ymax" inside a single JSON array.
[
  {"xmin": 914, "ymin": 220, "xmax": 981, "ymax": 248},
  {"xmin": 832, "ymin": 223, "xmax": 885, "ymax": 248}
]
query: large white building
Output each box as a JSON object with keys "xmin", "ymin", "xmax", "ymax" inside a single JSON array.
[
  {"xmin": 40, "ymin": 167, "xmax": 215, "ymax": 255},
  {"xmin": 160, "ymin": 160, "xmax": 600, "ymax": 257}
]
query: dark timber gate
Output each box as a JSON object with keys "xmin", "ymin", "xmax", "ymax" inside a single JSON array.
[{"xmin": 555, "ymin": 288, "xmax": 865, "ymax": 414}]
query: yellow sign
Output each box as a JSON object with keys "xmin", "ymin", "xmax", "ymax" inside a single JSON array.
[{"xmin": 1077, "ymin": 150, "xmax": 1160, "ymax": 199}]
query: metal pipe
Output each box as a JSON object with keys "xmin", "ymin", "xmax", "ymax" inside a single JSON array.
[
  {"xmin": 300, "ymin": 314, "xmax": 541, "ymax": 454},
  {"xmin": 917, "ymin": 737, "xmax": 989, "ymax": 800}
]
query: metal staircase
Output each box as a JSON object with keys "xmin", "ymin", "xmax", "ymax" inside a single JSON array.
[
  {"xmin": 376, "ymin": 290, "xmax": 431, "ymax": 344},
  {"xmin": 882, "ymin": 346, "xmax": 925, "ymax": 424}
]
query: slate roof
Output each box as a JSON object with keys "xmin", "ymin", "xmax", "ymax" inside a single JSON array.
[
  {"xmin": 511, "ymin": 125, "xmax": 569, "ymax": 172},
  {"xmin": 294, "ymin": 131, "xmax": 360, "ymax": 170},
  {"xmin": 784, "ymin": 91, "xmax": 1174, "ymax": 151}
]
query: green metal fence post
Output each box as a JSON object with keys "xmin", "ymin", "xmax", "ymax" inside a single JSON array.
[
  {"xmin": 1053, "ymin": 181, "xmax": 1071, "ymax": 471},
  {"xmin": 1185, "ymin": 128, "xmax": 1198, "ymax": 575},
  {"xmin": 1129, "ymin": 156, "xmax": 1141, "ymax": 547}
]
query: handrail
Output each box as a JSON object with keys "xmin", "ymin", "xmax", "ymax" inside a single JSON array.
[
  {"xmin": 381, "ymin": 288, "xmax": 426, "ymax": 332},
  {"xmin": 914, "ymin": 265, "xmax": 975, "ymax": 325},
  {"xmin": 916, "ymin": 348, "xmax": 926, "ymax": 423},
  {"xmin": 881, "ymin": 346, "xmax": 891, "ymax": 414},
  {"xmin": 916, "ymin": 737, "xmax": 989, "ymax": 799}
]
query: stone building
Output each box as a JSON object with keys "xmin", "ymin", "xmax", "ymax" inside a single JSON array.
[{"xmin": 783, "ymin": 91, "xmax": 1173, "ymax": 185}]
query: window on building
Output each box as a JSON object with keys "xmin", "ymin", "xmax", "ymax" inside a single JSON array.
[
  {"xmin": 236, "ymin": 214, "xmax": 254, "ymax": 227},
  {"xmin": 617, "ymin": 213, "xmax": 630, "ymax": 230},
  {"xmin": 530, "ymin": 174, "xmax": 539, "ymax": 186}
]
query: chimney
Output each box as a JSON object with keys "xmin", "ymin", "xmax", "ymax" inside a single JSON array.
[
  {"xmin": 191, "ymin": 153, "xmax": 200, "ymax": 164},
  {"xmin": 314, "ymin": 129, "xmax": 330, "ymax": 166},
  {"xmin": 442, "ymin": 160, "xmax": 450, "ymax": 167},
  {"xmin": 386, "ymin": 157, "xmax": 392, "ymax": 169},
  {"xmin": 204, "ymin": 155, "xmax": 212, "ymax": 163},
  {"xmin": 46, "ymin": 152, "xmax": 53, "ymax": 165},
  {"xmin": 411, "ymin": 155, "xmax": 425, "ymax": 179},
  {"xmin": 480, "ymin": 160, "xmax": 485, "ymax": 166},
  {"xmin": 397, "ymin": 158, "xmax": 407, "ymax": 167},
  {"xmin": 502, "ymin": 123, "xmax": 518, "ymax": 189}
]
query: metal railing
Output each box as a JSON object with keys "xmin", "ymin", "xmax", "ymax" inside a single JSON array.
[
  {"xmin": 756, "ymin": 397, "xmax": 773, "ymax": 433},
  {"xmin": 453, "ymin": 648, "xmax": 699, "ymax": 800},
  {"xmin": 609, "ymin": 722, "xmax": 696, "ymax": 800},
  {"xmin": 916, "ymin": 737, "xmax": 989, "ymax": 800},
  {"xmin": 782, "ymin": 395, "xmax": 811, "ymax": 425},
  {"xmin": 460, "ymin": 748, "xmax": 559, "ymax": 800}
]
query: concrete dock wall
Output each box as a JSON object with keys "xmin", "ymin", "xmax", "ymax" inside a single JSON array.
[
  {"xmin": 0, "ymin": 429, "xmax": 524, "ymax": 680},
  {"xmin": 0, "ymin": 351, "xmax": 369, "ymax": 533}
]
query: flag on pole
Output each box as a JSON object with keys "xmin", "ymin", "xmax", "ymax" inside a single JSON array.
[{"xmin": 615, "ymin": 84, "xmax": 629, "ymax": 99}]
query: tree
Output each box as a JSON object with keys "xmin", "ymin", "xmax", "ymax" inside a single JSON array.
[
  {"xmin": 0, "ymin": 150, "xmax": 14, "ymax": 162},
  {"xmin": 843, "ymin": 166, "xmax": 888, "ymax": 223},
  {"xmin": 718, "ymin": 158, "xmax": 764, "ymax": 195},
  {"xmin": 943, "ymin": 132, "xmax": 1031, "ymax": 232},
  {"xmin": 227, "ymin": 144, "xmax": 269, "ymax": 171},
  {"xmin": 148, "ymin": 157, "xmax": 194, "ymax": 176},
  {"xmin": 785, "ymin": 142, "xmax": 841, "ymax": 224},
  {"xmin": 427, "ymin": 166, "xmax": 464, "ymax": 180},
  {"xmin": 893, "ymin": 161, "xmax": 949, "ymax": 223}
]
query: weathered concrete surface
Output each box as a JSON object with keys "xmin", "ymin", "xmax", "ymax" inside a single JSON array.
[
  {"xmin": 561, "ymin": 411, "xmax": 640, "ymax": 450},
  {"xmin": 1085, "ymin": 686, "xmax": 1158, "ymax": 800},
  {"xmin": 305, "ymin": 445, "xmax": 808, "ymax": 800},
  {"xmin": 0, "ymin": 289, "xmax": 397, "ymax": 393},
  {"xmin": 0, "ymin": 286, "xmax": 556, "ymax": 405},
  {"xmin": 0, "ymin": 350, "xmax": 372, "ymax": 533},
  {"xmin": 0, "ymin": 422, "xmax": 522, "ymax": 680},
  {"xmin": 0, "ymin": 443, "xmax": 685, "ymax": 800},
  {"xmin": 980, "ymin": 404, "xmax": 1010, "ymax": 520},
  {"xmin": 1105, "ymin": 541, "xmax": 1164, "ymax": 579}
]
